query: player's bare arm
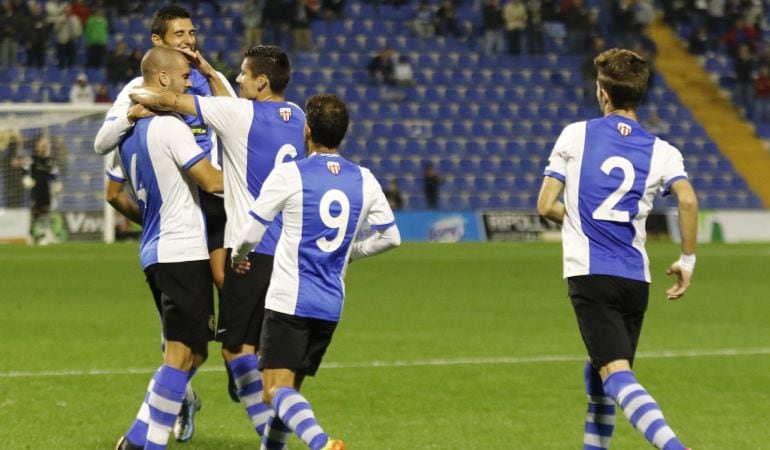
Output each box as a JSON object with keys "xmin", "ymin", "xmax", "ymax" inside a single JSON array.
[
  {"xmin": 187, "ymin": 158, "xmax": 223, "ymax": 194},
  {"xmin": 537, "ymin": 176, "xmax": 566, "ymax": 224},
  {"xmin": 176, "ymin": 48, "xmax": 232, "ymax": 97},
  {"xmin": 666, "ymin": 178, "xmax": 699, "ymax": 300},
  {"xmin": 129, "ymin": 87, "xmax": 198, "ymax": 116},
  {"xmin": 105, "ymin": 179, "xmax": 142, "ymax": 225}
]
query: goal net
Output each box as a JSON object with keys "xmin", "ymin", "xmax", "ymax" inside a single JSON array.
[{"xmin": 0, "ymin": 103, "xmax": 117, "ymax": 244}]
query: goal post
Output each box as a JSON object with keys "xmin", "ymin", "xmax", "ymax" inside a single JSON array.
[{"xmin": 0, "ymin": 103, "xmax": 117, "ymax": 243}]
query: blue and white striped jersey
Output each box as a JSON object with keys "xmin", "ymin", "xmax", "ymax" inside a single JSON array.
[
  {"xmin": 107, "ymin": 115, "xmax": 209, "ymax": 269},
  {"xmin": 543, "ymin": 114, "xmax": 688, "ymax": 282},
  {"xmin": 193, "ymin": 96, "xmax": 305, "ymax": 254},
  {"xmin": 248, "ymin": 154, "xmax": 396, "ymax": 322},
  {"xmin": 97, "ymin": 68, "xmax": 235, "ymax": 168}
]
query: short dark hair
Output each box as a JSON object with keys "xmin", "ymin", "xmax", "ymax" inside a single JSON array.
[
  {"xmin": 150, "ymin": 6, "xmax": 192, "ymax": 37},
  {"xmin": 306, "ymin": 94, "xmax": 349, "ymax": 149},
  {"xmin": 243, "ymin": 45, "xmax": 291, "ymax": 94},
  {"xmin": 594, "ymin": 48, "xmax": 649, "ymax": 110}
]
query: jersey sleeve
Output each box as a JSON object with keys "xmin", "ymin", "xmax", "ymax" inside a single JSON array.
[
  {"xmin": 193, "ymin": 95, "xmax": 248, "ymax": 136},
  {"xmin": 249, "ymin": 163, "xmax": 299, "ymax": 224},
  {"xmin": 657, "ymin": 140, "xmax": 688, "ymax": 196},
  {"xmin": 94, "ymin": 77, "xmax": 142, "ymax": 155},
  {"xmin": 105, "ymin": 151, "xmax": 126, "ymax": 182},
  {"xmin": 362, "ymin": 168, "xmax": 396, "ymax": 230},
  {"xmin": 158, "ymin": 116, "xmax": 208, "ymax": 170},
  {"xmin": 543, "ymin": 122, "xmax": 583, "ymax": 183}
]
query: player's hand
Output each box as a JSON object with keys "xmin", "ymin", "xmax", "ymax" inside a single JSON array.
[
  {"xmin": 126, "ymin": 103, "xmax": 155, "ymax": 123},
  {"xmin": 177, "ymin": 48, "xmax": 216, "ymax": 77},
  {"xmin": 231, "ymin": 256, "xmax": 251, "ymax": 274},
  {"xmin": 128, "ymin": 87, "xmax": 166, "ymax": 110},
  {"xmin": 665, "ymin": 261, "xmax": 693, "ymax": 300}
]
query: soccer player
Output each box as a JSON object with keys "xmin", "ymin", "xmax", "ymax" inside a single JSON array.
[
  {"xmin": 537, "ymin": 48, "xmax": 698, "ymax": 450},
  {"xmin": 230, "ymin": 94, "xmax": 401, "ymax": 450},
  {"xmin": 105, "ymin": 47, "xmax": 223, "ymax": 450},
  {"xmin": 94, "ymin": 5, "xmax": 237, "ymax": 439},
  {"xmin": 130, "ymin": 45, "xmax": 306, "ymax": 439}
]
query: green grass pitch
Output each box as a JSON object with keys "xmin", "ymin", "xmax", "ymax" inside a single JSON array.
[{"xmin": 1, "ymin": 241, "xmax": 769, "ymax": 449}]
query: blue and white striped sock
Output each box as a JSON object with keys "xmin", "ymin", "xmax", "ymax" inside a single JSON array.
[
  {"xmin": 260, "ymin": 416, "xmax": 292, "ymax": 450},
  {"xmin": 145, "ymin": 365, "xmax": 187, "ymax": 450},
  {"xmin": 228, "ymin": 354, "xmax": 274, "ymax": 437},
  {"xmin": 272, "ymin": 387, "xmax": 329, "ymax": 450},
  {"xmin": 583, "ymin": 362, "xmax": 615, "ymax": 450},
  {"xmin": 603, "ymin": 371, "xmax": 686, "ymax": 450},
  {"xmin": 124, "ymin": 376, "xmax": 155, "ymax": 447}
]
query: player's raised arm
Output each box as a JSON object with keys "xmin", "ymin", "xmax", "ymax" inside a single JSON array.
[
  {"xmin": 94, "ymin": 78, "xmax": 155, "ymax": 154},
  {"xmin": 177, "ymin": 48, "xmax": 235, "ymax": 97},
  {"xmin": 665, "ymin": 178, "xmax": 699, "ymax": 300}
]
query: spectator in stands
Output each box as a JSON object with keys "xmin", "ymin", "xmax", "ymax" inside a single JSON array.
[
  {"xmin": 262, "ymin": 0, "xmax": 291, "ymax": 49},
  {"xmin": 292, "ymin": 0, "xmax": 313, "ymax": 53},
  {"xmin": 322, "ymin": 0, "xmax": 345, "ymax": 20},
  {"xmin": 394, "ymin": 55, "xmax": 414, "ymax": 87},
  {"xmin": 423, "ymin": 162, "xmax": 443, "ymax": 209},
  {"xmin": 84, "ymin": 7, "xmax": 109, "ymax": 68},
  {"xmin": 483, "ymin": 0, "xmax": 505, "ymax": 56},
  {"xmin": 368, "ymin": 45, "xmax": 396, "ymax": 85},
  {"xmin": 503, "ymin": 0, "xmax": 527, "ymax": 55},
  {"xmin": 242, "ymin": 0, "xmax": 265, "ymax": 50},
  {"xmin": 412, "ymin": 0, "xmax": 435, "ymax": 39},
  {"xmin": 688, "ymin": 25, "xmax": 711, "ymax": 55},
  {"xmin": 733, "ymin": 43, "xmax": 755, "ymax": 119},
  {"xmin": 581, "ymin": 35, "xmax": 604, "ymax": 104},
  {"xmin": 52, "ymin": 5, "xmax": 82, "ymax": 69},
  {"xmin": 611, "ymin": 0, "xmax": 636, "ymax": 48},
  {"xmin": 95, "ymin": 84, "xmax": 112, "ymax": 103},
  {"xmin": 23, "ymin": 3, "xmax": 47, "ymax": 68},
  {"xmin": 435, "ymin": 0, "xmax": 463, "ymax": 38},
  {"xmin": 525, "ymin": 0, "xmax": 545, "ymax": 54},
  {"xmin": 1, "ymin": 132, "xmax": 24, "ymax": 207},
  {"xmin": 633, "ymin": 0, "xmax": 654, "ymax": 33},
  {"xmin": 106, "ymin": 42, "xmax": 134, "ymax": 85},
  {"xmin": 70, "ymin": 0, "xmax": 90, "ymax": 25},
  {"xmin": 385, "ymin": 179, "xmax": 404, "ymax": 210},
  {"xmin": 45, "ymin": 0, "xmax": 66, "ymax": 28},
  {"xmin": 563, "ymin": 0, "xmax": 591, "ymax": 53},
  {"xmin": 753, "ymin": 64, "xmax": 770, "ymax": 123},
  {"xmin": 69, "ymin": 73, "xmax": 95, "ymax": 104},
  {"xmin": 720, "ymin": 17, "xmax": 759, "ymax": 58},
  {"xmin": 0, "ymin": 0, "xmax": 20, "ymax": 68}
]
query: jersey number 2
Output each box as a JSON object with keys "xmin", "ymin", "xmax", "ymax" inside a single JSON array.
[
  {"xmin": 316, "ymin": 189, "xmax": 350, "ymax": 252},
  {"xmin": 592, "ymin": 156, "xmax": 634, "ymax": 223}
]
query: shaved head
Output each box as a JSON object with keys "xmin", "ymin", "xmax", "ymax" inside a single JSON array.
[
  {"xmin": 141, "ymin": 47, "xmax": 188, "ymax": 84},
  {"xmin": 140, "ymin": 47, "xmax": 191, "ymax": 93}
]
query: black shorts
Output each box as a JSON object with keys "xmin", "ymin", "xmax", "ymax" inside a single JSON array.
[
  {"xmin": 216, "ymin": 250, "xmax": 273, "ymax": 350},
  {"xmin": 144, "ymin": 260, "xmax": 215, "ymax": 355},
  {"xmin": 199, "ymin": 190, "xmax": 226, "ymax": 253},
  {"xmin": 259, "ymin": 309, "xmax": 338, "ymax": 376},
  {"xmin": 568, "ymin": 275, "xmax": 649, "ymax": 370}
]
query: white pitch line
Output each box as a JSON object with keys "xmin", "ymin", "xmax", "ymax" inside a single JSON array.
[{"xmin": 3, "ymin": 347, "xmax": 770, "ymax": 378}]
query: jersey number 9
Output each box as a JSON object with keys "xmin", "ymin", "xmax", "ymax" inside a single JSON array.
[{"xmin": 316, "ymin": 189, "xmax": 350, "ymax": 253}]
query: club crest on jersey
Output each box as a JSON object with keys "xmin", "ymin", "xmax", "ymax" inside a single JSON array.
[
  {"xmin": 327, "ymin": 161, "xmax": 341, "ymax": 175},
  {"xmin": 617, "ymin": 122, "xmax": 632, "ymax": 137},
  {"xmin": 279, "ymin": 107, "xmax": 292, "ymax": 123}
]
